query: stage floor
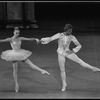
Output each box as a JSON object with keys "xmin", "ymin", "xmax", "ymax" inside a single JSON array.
[{"xmin": 0, "ymin": 91, "xmax": 100, "ymax": 99}]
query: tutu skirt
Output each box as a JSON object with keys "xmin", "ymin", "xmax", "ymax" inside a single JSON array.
[{"xmin": 1, "ymin": 49, "xmax": 32, "ymax": 61}]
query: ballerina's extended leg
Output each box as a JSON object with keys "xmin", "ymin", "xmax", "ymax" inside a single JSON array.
[
  {"xmin": 24, "ymin": 59, "xmax": 50, "ymax": 75},
  {"xmin": 12, "ymin": 62, "xmax": 19, "ymax": 92}
]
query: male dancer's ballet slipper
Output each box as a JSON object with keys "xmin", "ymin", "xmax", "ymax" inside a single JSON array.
[
  {"xmin": 92, "ymin": 67, "xmax": 100, "ymax": 72},
  {"xmin": 61, "ymin": 83, "xmax": 67, "ymax": 91}
]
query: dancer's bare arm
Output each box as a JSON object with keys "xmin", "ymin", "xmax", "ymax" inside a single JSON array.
[
  {"xmin": 20, "ymin": 37, "xmax": 38, "ymax": 41},
  {"xmin": 0, "ymin": 38, "xmax": 11, "ymax": 42},
  {"xmin": 71, "ymin": 35, "xmax": 82, "ymax": 53}
]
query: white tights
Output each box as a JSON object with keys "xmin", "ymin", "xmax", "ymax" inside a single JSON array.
[{"xmin": 58, "ymin": 53, "xmax": 100, "ymax": 91}]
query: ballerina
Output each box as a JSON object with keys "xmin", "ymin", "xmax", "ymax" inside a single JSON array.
[
  {"xmin": 40, "ymin": 23, "xmax": 100, "ymax": 91},
  {"xmin": 0, "ymin": 27, "xmax": 50, "ymax": 92}
]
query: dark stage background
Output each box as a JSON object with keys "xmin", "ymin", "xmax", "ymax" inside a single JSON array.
[{"xmin": 0, "ymin": 1, "xmax": 100, "ymax": 98}]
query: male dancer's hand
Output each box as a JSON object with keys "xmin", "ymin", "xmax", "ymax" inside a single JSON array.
[
  {"xmin": 40, "ymin": 38, "xmax": 50, "ymax": 44},
  {"xmin": 40, "ymin": 38, "xmax": 46, "ymax": 44}
]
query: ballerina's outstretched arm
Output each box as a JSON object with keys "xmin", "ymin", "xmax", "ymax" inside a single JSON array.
[
  {"xmin": 20, "ymin": 37, "xmax": 39, "ymax": 43},
  {"xmin": 0, "ymin": 38, "xmax": 11, "ymax": 42},
  {"xmin": 20, "ymin": 37, "xmax": 38, "ymax": 41}
]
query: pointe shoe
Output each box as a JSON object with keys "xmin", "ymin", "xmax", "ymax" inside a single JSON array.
[
  {"xmin": 41, "ymin": 70, "xmax": 50, "ymax": 75},
  {"xmin": 15, "ymin": 85, "xmax": 19, "ymax": 93}
]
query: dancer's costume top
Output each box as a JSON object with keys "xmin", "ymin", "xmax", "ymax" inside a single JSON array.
[
  {"xmin": 41, "ymin": 33, "xmax": 82, "ymax": 56},
  {"xmin": 1, "ymin": 38, "xmax": 32, "ymax": 61}
]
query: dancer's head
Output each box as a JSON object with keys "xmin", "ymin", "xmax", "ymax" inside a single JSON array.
[
  {"xmin": 63, "ymin": 23, "xmax": 73, "ymax": 35},
  {"xmin": 13, "ymin": 27, "xmax": 20, "ymax": 37}
]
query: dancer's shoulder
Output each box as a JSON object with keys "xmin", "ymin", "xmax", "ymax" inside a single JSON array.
[{"xmin": 59, "ymin": 32, "xmax": 64, "ymax": 36}]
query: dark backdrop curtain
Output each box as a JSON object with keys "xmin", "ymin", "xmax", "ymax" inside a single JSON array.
[
  {"xmin": 7, "ymin": 2, "xmax": 22, "ymax": 20},
  {"xmin": 0, "ymin": 2, "xmax": 36, "ymax": 28},
  {"xmin": 7, "ymin": 2, "xmax": 35, "ymax": 21}
]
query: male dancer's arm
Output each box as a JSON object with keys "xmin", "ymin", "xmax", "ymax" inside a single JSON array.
[
  {"xmin": 41, "ymin": 33, "xmax": 60, "ymax": 44},
  {"xmin": 71, "ymin": 35, "xmax": 82, "ymax": 53}
]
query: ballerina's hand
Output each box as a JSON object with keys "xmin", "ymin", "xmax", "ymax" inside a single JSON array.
[
  {"xmin": 36, "ymin": 39, "xmax": 40, "ymax": 44},
  {"xmin": 41, "ymin": 69, "xmax": 50, "ymax": 75}
]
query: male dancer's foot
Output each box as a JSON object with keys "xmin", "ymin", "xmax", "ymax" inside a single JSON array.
[
  {"xmin": 61, "ymin": 82, "xmax": 67, "ymax": 91},
  {"xmin": 92, "ymin": 67, "xmax": 100, "ymax": 72}
]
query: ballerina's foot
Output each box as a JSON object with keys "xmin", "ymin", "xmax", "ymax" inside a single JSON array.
[
  {"xmin": 41, "ymin": 70, "xmax": 50, "ymax": 75},
  {"xmin": 15, "ymin": 85, "xmax": 19, "ymax": 93},
  {"xmin": 92, "ymin": 67, "xmax": 100, "ymax": 72},
  {"xmin": 61, "ymin": 83, "xmax": 67, "ymax": 91}
]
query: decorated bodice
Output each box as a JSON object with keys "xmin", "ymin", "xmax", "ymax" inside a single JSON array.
[{"xmin": 58, "ymin": 33, "xmax": 72, "ymax": 51}]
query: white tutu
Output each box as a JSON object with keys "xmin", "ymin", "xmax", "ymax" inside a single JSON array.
[{"xmin": 1, "ymin": 49, "xmax": 32, "ymax": 61}]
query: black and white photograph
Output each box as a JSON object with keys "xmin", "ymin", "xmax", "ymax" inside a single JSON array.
[{"xmin": 0, "ymin": 0, "xmax": 100, "ymax": 99}]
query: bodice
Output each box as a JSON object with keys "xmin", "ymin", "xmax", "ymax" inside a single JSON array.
[
  {"xmin": 10, "ymin": 39, "xmax": 21, "ymax": 51},
  {"xmin": 58, "ymin": 33, "xmax": 71, "ymax": 50}
]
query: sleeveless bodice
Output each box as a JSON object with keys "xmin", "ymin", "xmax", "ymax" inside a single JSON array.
[
  {"xmin": 1, "ymin": 37, "xmax": 32, "ymax": 62},
  {"xmin": 10, "ymin": 39, "xmax": 21, "ymax": 51}
]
